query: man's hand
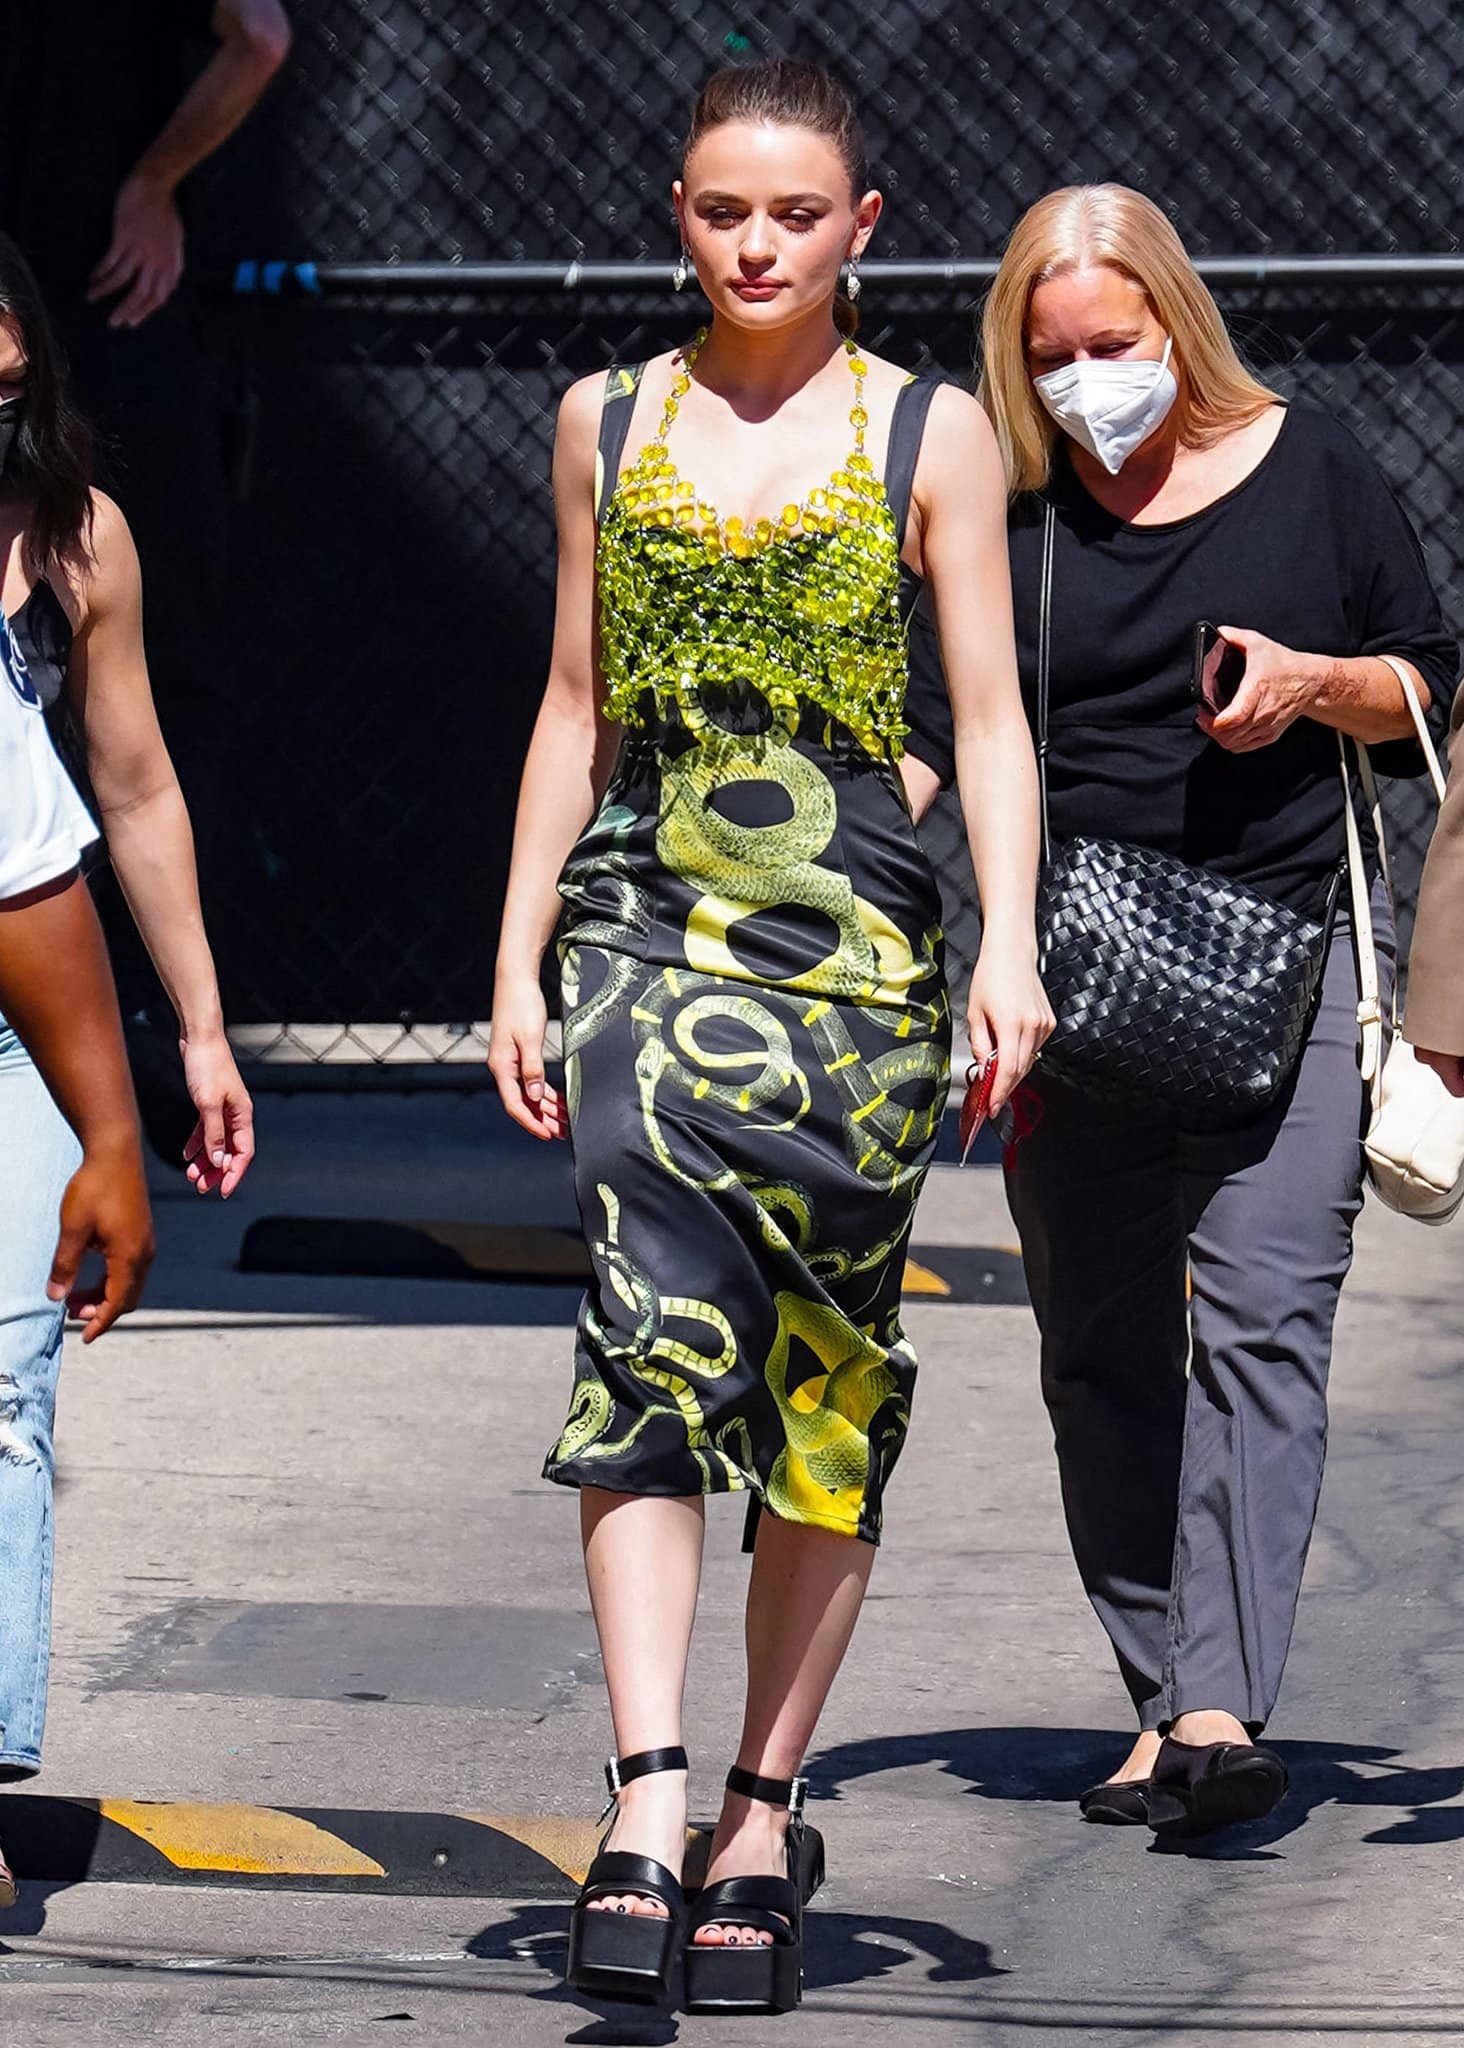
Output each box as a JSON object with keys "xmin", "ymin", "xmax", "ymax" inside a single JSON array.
[
  {"xmin": 88, "ymin": 176, "xmax": 186, "ymax": 330},
  {"xmin": 84, "ymin": 1, "xmax": 291, "ymax": 332},
  {"xmin": 1198, "ymin": 628, "xmax": 1319, "ymax": 754},
  {"xmin": 1414, "ymin": 1047, "xmax": 1464, "ymax": 1098}
]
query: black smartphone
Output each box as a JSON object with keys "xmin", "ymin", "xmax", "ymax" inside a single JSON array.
[{"xmin": 1193, "ymin": 620, "xmax": 1246, "ymax": 712}]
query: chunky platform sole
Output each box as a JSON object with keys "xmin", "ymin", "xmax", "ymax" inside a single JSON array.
[
  {"xmin": 682, "ymin": 1823, "xmax": 826, "ymax": 2016},
  {"xmin": 565, "ymin": 1745, "xmax": 688, "ymax": 2006},
  {"xmin": 682, "ymin": 1936, "xmax": 803, "ymax": 2014},
  {"xmin": 567, "ymin": 1906, "xmax": 679, "ymax": 2005}
]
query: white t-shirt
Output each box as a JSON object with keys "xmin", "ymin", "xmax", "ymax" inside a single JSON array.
[{"xmin": 0, "ymin": 609, "xmax": 96, "ymax": 899}]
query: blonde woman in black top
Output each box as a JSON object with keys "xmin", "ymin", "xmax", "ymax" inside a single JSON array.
[{"xmin": 904, "ymin": 185, "xmax": 1455, "ymax": 1837}]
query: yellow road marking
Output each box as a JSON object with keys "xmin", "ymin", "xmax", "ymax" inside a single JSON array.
[
  {"xmin": 902, "ymin": 1257, "xmax": 952, "ymax": 1297},
  {"xmin": 463, "ymin": 1816, "xmax": 714, "ymax": 1890},
  {"xmin": 461, "ymin": 1814, "xmax": 598, "ymax": 1886},
  {"xmin": 97, "ymin": 1801, "xmax": 385, "ymax": 1878}
]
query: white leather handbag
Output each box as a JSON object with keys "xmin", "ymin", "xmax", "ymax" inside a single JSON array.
[{"xmin": 1346, "ymin": 656, "xmax": 1464, "ymax": 1225}]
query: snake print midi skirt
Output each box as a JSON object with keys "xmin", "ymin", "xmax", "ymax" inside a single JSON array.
[{"xmin": 543, "ymin": 719, "xmax": 951, "ymax": 1544}]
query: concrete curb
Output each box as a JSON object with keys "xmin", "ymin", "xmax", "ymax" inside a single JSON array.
[{"xmin": 0, "ymin": 1798, "xmax": 663, "ymax": 1897}]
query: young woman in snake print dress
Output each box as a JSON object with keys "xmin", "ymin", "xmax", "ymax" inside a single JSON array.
[{"xmin": 491, "ymin": 60, "xmax": 1051, "ymax": 2012}]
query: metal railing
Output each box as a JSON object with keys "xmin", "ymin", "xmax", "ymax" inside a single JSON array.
[{"xmin": 225, "ymin": 254, "xmax": 1464, "ymax": 297}]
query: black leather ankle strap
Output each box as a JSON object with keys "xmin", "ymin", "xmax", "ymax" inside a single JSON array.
[
  {"xmin": 604, "ymin": 1745, "xmax": 689, "ymax": 1802},
  {"xmin": 726, "ymin": 1764, "xmax": 808, "ymax": 1813}
]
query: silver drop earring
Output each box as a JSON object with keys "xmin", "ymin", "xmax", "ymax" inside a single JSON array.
[
  {"xmin": 673, "ymin": 246, "xmax": 690, "ymax": 292},
  {"xmin": 846, "ymin": 253, "xmax": 862, "ymax": 303}
]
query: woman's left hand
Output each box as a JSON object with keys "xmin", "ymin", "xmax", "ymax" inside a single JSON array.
[
  {"xmin": 180, "ymin": 1032, "xmax": 257, "ymax": 1197},
  {"xmin": 1199, "ymin": 627, "xmax": 1321, "ymax": 754},
  {"xmin": 967, "ymin": 942, "xmax": 1055, "ymax": 1115}
]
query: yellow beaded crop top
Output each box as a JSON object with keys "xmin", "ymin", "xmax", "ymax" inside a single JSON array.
[{"xmin": 596, "ymin": 333, "xmax": 909, "ymax": 759}]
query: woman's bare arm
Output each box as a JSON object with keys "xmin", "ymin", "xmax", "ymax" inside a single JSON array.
[
  {"xmin": 0, "ymin": 872, "xmax": 153, "ymax": 1338},
  {"xmin": 489, "ymin": 373, "xmax": 622, "ymax": 1136},
  {"xmin": 63, "ymin": 491, "xmax": 254, "ymax": 1194},
  {"xmin": 1201, "ymin": 633, "xmax": 1431, "ymax": 754},
  {"xmin": 915, "ymin": 386, "xmax": 1053, "ymax": 1107}
]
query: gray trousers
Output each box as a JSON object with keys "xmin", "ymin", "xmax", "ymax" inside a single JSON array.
[{"xmin": 1006, "ymin": 889, "xmax": 1394, "ymax": 1734}]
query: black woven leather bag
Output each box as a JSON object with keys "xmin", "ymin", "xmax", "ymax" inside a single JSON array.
[{"xmin": 1032, "ymin": 503, "xmax": 1339, "ymax": 1129}]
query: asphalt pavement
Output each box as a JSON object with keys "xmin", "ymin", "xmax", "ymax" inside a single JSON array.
[{"xmin": 2, "ymin": 1089, "xmax": 1462, "ymax": 2045}]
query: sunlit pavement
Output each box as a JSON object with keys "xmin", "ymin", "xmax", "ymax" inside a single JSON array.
[{"xmin": 3, "ymin": 1095, "xmax": 1461, "ymax": 2044}]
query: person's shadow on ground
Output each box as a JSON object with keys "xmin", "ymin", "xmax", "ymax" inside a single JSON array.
[
  {"xmin": 805, "ymin": 1724, "xmax": 1464, "ymax": 1860},
  {"xmin": 0, "ymin": 1877, "xmax": 64, "ymax": 1941}
]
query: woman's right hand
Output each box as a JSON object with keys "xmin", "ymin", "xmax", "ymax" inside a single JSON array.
[
  {"xmin": 47, "ymin": 1136, "xmax": 155, "ymax": 1343},
  {"xmin": 488, "ymin": 976, "xmax": 569, "ymax": 1140},
  {"xmin": 966, "ymin": 938, "xmax": 1055, "ymax": 1116}
]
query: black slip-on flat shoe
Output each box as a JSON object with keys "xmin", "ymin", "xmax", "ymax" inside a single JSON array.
[
  {"xmin": 566, "ymin": 1745, "xmax": 687, "ymax": 2005},
  {"xmin": 682, "ymin": 1767, "xmax": 826, "ymax": 2015},
  {"xmin": 1078, "ymin": 1778, "xmax": 1151, "ymax": 1825},
  {"xmin": 1146, "ymin": 1735, "xmax": 1289, "ymax": 1837}
]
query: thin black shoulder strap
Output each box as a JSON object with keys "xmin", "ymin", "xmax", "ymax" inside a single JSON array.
[
  {"xmin": 883, "ymin": 374, "xmax": 943, "ymax": 548},
  {"xmin": 1036, "ymin": 498, "xmax": 1056, "ymax": 861},
  {"xmin": 596, "ymin": 364, "xmax": 646, "ymax": 520}
]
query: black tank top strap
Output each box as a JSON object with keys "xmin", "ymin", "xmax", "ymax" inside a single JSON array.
[
  {"xmin": 596, "ymin": 364, "xmax": 647, "ymax": 521},
  {"xmin": 882, "ymin": 373, "xmax": 945, "ymax": 549},
  {"xmin": 7, "ymin": 578, "xmax": 72, "ymax": 713}
]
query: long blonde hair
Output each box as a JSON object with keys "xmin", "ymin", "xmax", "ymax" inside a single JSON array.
[{"xmin": 979, "ymin": 184, "xmax": 1281, "ymax": 496}]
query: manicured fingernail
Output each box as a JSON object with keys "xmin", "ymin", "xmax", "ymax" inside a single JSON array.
[
  {"xmin": 212, "ymin": 1151, "xmax": 225, "ymax": 1167},
  {"xmin": 527, "ymin": 1081, "xmax": 543, "ymax": 1101}
]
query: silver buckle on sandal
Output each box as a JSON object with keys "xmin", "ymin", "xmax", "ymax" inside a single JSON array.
[
  {"xmin": 789, "ymin": 1775, "xmax": 809, "ymax": 1816},
  {"xmin": 597, "ymin": 1757, "xmax": 622, "ymax": 1826}
]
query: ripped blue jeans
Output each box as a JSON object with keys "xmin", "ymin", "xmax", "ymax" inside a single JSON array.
[{"xmin": 0, "ymin": 1018, "xmax": 81, "ymax": 1778}]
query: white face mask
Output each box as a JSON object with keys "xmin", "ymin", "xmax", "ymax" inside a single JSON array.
[{"xmin": 1033, "ymin": 336, "xmax": 1177, "ymax": 474}]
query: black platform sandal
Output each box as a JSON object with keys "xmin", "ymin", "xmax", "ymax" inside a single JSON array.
[
  {"xmin": 682, "ymin": 1765, "xmax": 826, "ymax": 2015},
  {"xmin": 566, "ymin": 1745, "xmax": 688, "ymax": 2005}
]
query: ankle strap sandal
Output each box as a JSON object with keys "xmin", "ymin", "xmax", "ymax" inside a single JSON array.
[
  {"xmin": 682, "ymin": 1764, "xmax": 827, "ymax": 2015},
  {"xmin": 566, "ymin": 1745, "xmax": 688, "ymax": 2006}
]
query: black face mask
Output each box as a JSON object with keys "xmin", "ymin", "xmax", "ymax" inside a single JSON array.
[{"xmin": 0, "ymin": 401, "xmax": 23, "ymax": 478}]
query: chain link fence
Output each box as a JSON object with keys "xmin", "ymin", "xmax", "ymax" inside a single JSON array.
[{"xmin": 186, "ymin": 2, "xmax": 1462, "ymax": 1072}]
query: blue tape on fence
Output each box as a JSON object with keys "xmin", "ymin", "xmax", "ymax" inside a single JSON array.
[{"xmin": 232, "ymin": 261, "xmax": 323, "ymax": 297}]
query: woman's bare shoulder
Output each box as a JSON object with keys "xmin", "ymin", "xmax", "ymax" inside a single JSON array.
[{"xmin": 48, "ymin": 489, "xmax": 136, "ymax": 622}]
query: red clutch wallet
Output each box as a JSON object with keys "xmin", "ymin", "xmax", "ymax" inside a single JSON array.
[{"xmin": 959, "ymin": 1054, "xmax": 1000, "ymax": 1165}]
